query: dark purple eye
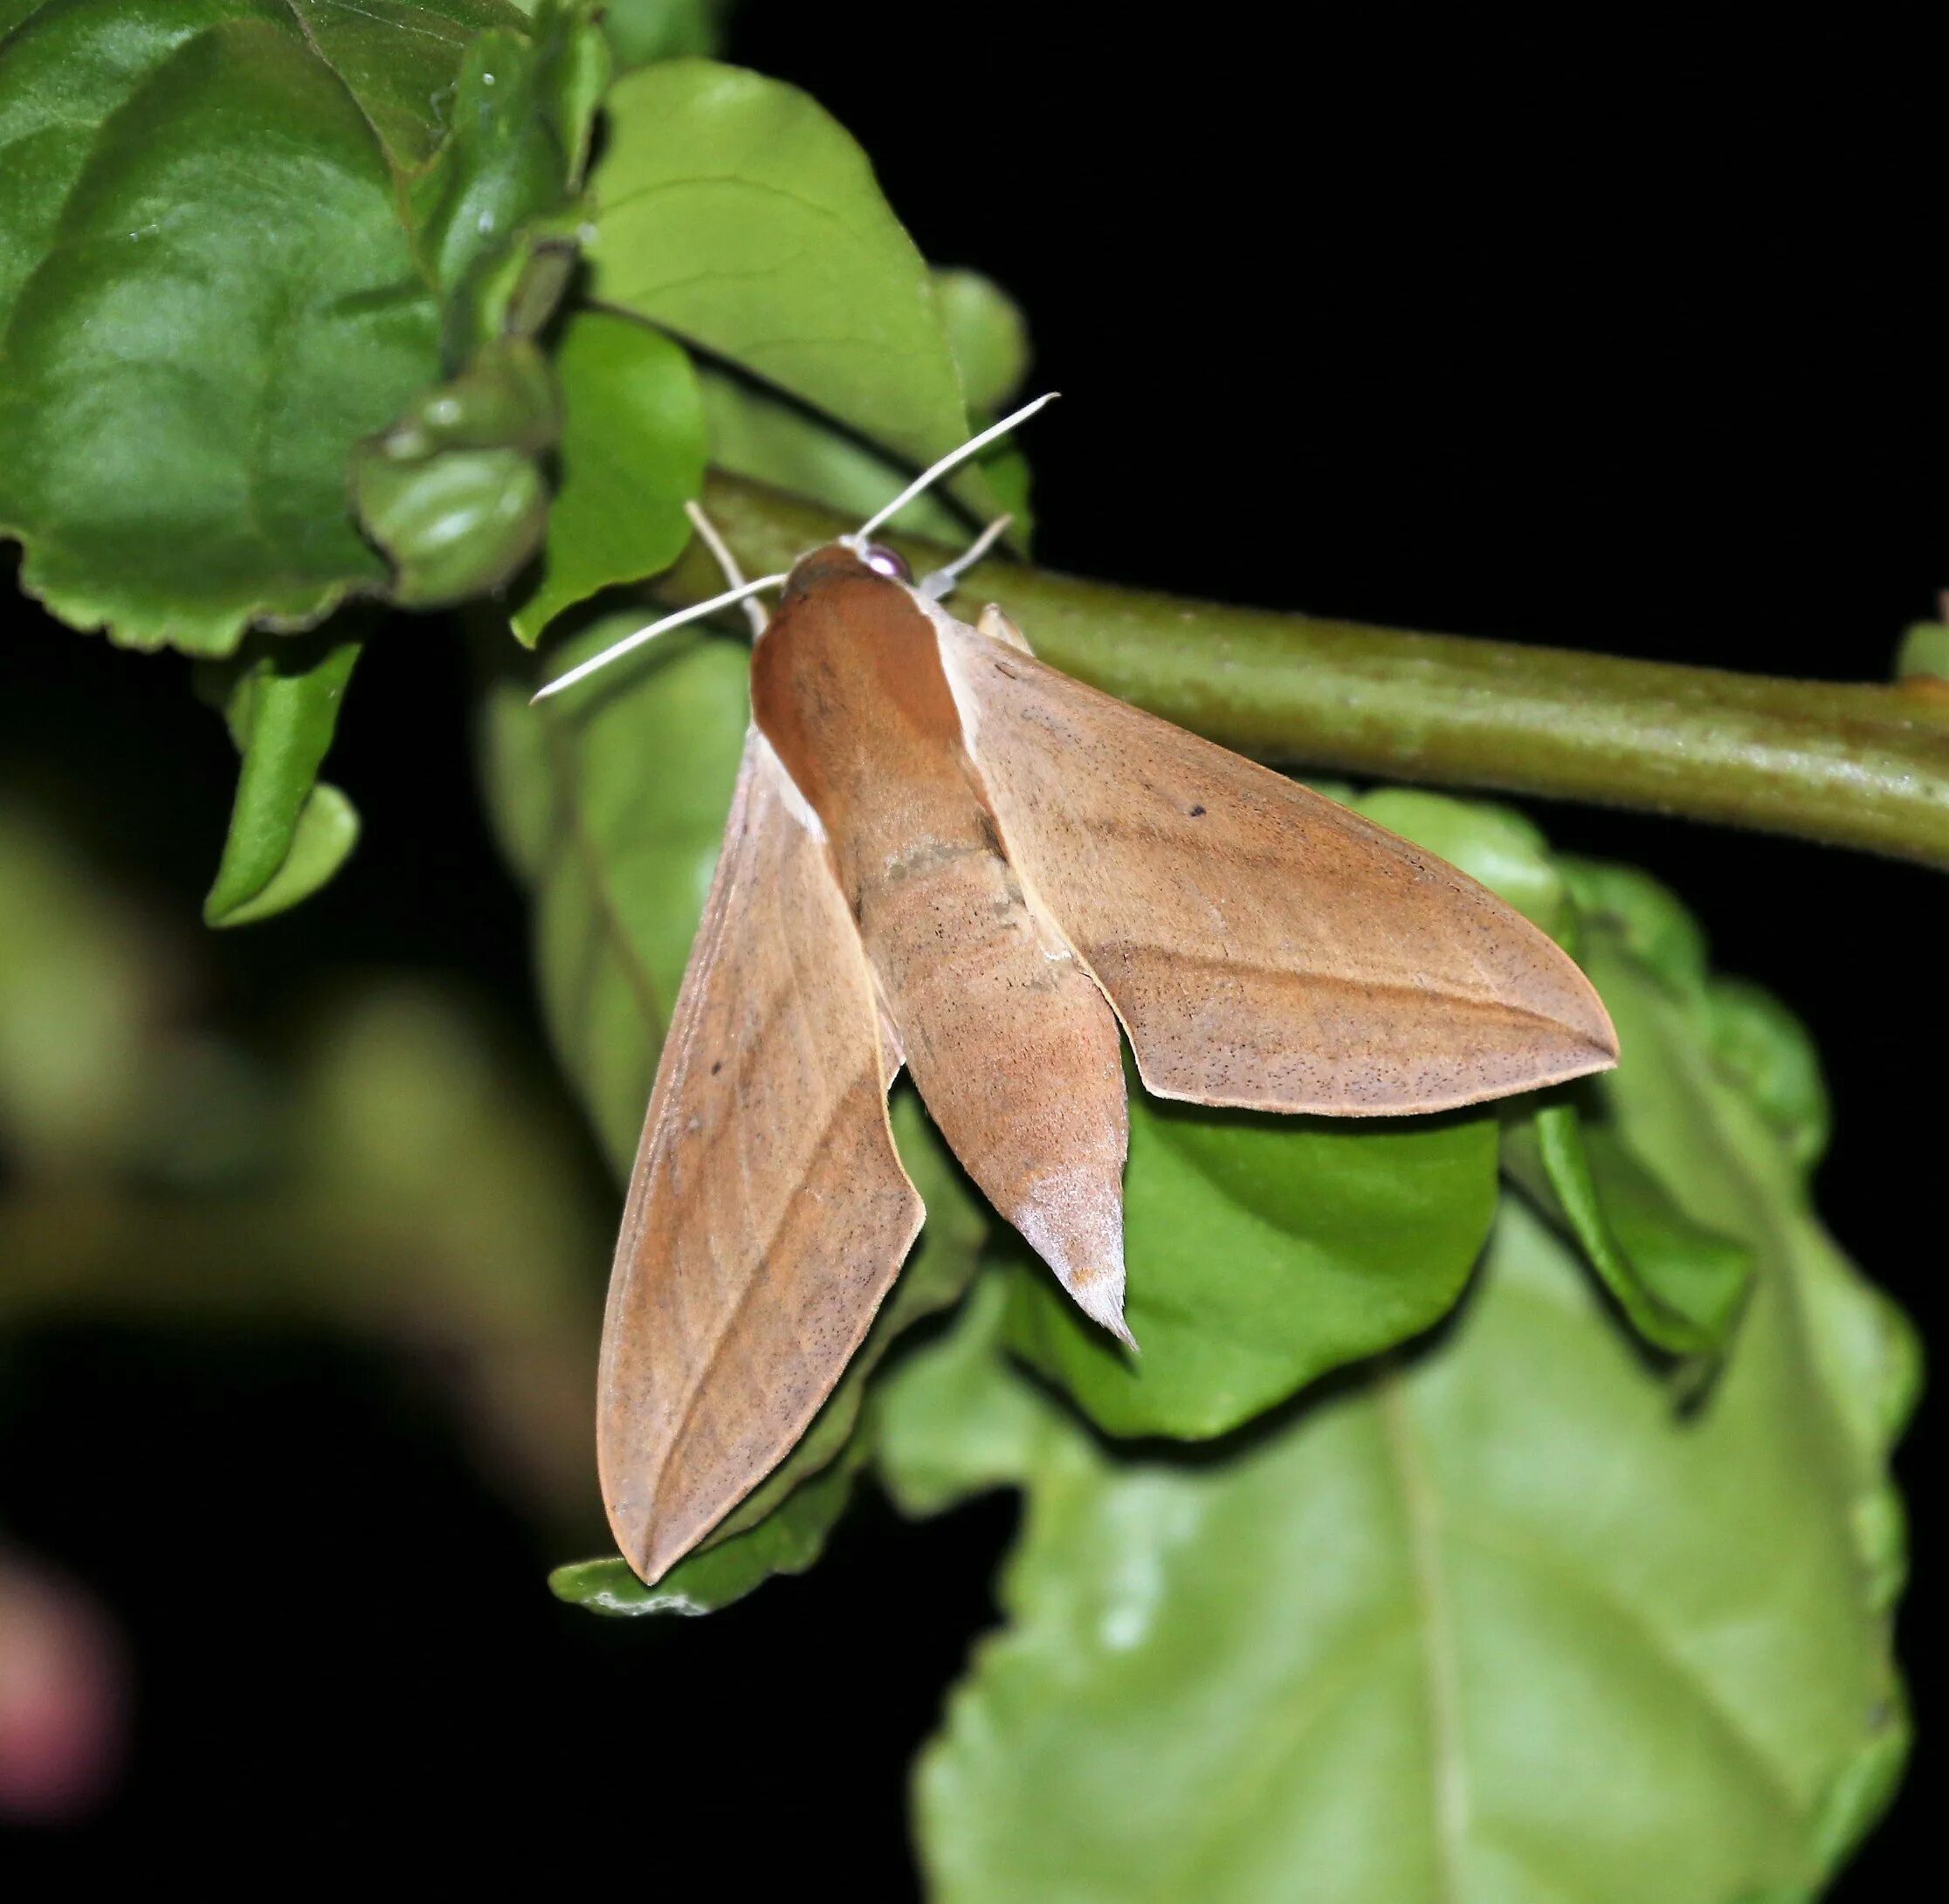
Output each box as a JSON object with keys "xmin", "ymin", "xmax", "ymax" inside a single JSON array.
[{"xmin": 861, "ymin": 541, "xmax": 912, "ymax": 582}]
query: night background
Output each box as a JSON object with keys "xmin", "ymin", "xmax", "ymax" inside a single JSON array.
[{"xmin": 2, "ymin": 7, "xmax": 1941, "ymax": 1888}]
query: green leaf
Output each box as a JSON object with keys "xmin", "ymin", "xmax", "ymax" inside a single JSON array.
[
  {"xmin": 893, "ymin": 891, "xmax": 1915, "ymax": 1901},
  {"xmin": 352, "ymin": 337, "xmax": 559, "ymax": 607},
  {"xmin": 1705, "ymin": 978, "xmax": 1830, "ymax": 1173},
  {"xmin": 351, "ymin": 8, "xmax": 609, "ymax": 602},
  {"xmin": 1562, "ymin": 856, "xmax": 1712, "ymax": 1004},
  {"xmin": 1894, "ymin": 618, "xmax": 1949, "ymax": 683},
  {"xmin": 210, "ymin": 782, "xmax": 362, "ymax": 929},
  {"xmin": 509, "ymin": 311, "xmax": 706, "ymax": 643},
  {"xmin": 1004, "ymin": 1088, "xmax": 1498, "ymax": 1440},
  {"xmin": 589, "ymin": 59, "xmax": 1009, "ymax": 527},
  {"xmin": 200, "ymin": 627, "xmax": 363, "ymax": 925},
  {"xmin": 933, "ymin": 267, "xmax": 1033, "ymax": 419},
  {"xmin": 0, "ymin": 0, "xmax": 599, "ymax": 652},
  {"xmin": 403, "ymin": 3, "xmax": 608, "ymax": 359},
  {"xmin": 549, "ymin": 1434, "xmax": 870, "ymax": 1618},
  {"xmin": 698, "ymin": 368, "xmax": 978, "ymax": 542},
  {"xmin": 1374, "ymin": 806, "xmax": 1757, "ymax": 1352},
  {"xmin": 279, "ymin": 1, "xmax": 524, "ymax": 171},
  {"xmin": 478, "ymin": 621, "xmax": 749, "ymax": 1166},
  {"xmin": 589, "ymin": 59, "xmax": 968, "ymax": 469},
  {"xmin": 877, "ymin": 1275, "xmax": 1074, "ymax": 1523},
  {"xmin": 597, "ymin": 0, "xmax": 731, "ymax": 73},
  {"xmin": 1505, "ymin": 1098, "xmax": 1753, "ymax": 1355}
]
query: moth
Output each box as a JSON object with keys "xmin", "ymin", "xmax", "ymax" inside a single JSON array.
[{"xmin": 535, "ymin": 397, "xmax": 1619, "ymax": 1584}]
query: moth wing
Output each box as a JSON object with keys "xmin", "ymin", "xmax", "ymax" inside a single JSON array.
[
  {"xmin": 598, "ymin": 729, "xmax": 923, "ymax": 1584},
  {"xmin": 935, "ymin": 614, "xmax": 1617, "ymax": 1114}
]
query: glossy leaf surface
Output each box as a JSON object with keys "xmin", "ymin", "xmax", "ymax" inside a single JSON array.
[
  {"xmin": 200, "ymin": 628, "xmax": 362, "ymax": 926},
  {"xmin": 0, "ymin": 0, "xmax": 598, "ymax": 651}
]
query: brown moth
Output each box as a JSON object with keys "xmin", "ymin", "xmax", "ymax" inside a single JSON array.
[{"xmin": 534, "ymin": 399, "xmax": 1619, "ymax": 1584}]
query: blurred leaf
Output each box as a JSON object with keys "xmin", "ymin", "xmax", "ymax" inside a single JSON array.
[
  {"xmin": 0, "ymin": 806, "xmax": 611, "ymax": 1520},
  {"xmin": 933, "ymin": 267, "xmax": 1032, "ymax": 419},
  {"xmin": 0, "ymin": 809, "xmax": 155, "ymax": 1172},
  {"xmin": 355, "ymin": 445, "xmax": 551, "ymax": 608},
  {"xmin": 878, "ymin": 1275, "xmax": 1078, "ymax": 1523},
  {"xmin": 201, "ymin": 629, "xmax": 362, "ymax": 925},
  {"xmin": 1894, "ymin": 619, "xmax": 1949, "ymax": 682},
  {"xmin": 699, "ymin": 370, "xmax": 974, "ymax": 541},
  {"xmin": 1505, "ymin": 1099, "xmax": 1753, "ymax": 1355},
  {"xmin": 1563, "ymin": 856, "xmax": 1711, "ymax": 1005},
  {"xmin": 1005, "ymin": 1090, "xmax": 1498, "ymax": 1439},
  {"xmin": 479, "ymin": 622, "xmax": 749, "ymax": 1165},
  {"xmin": 1705, "ymin": 978, "xmax": 1830, "ymax": 1173},
  {"xmin": 510, "ymin": 312, "xmax": 706, "ymax": 643},
  {"xmin": 0, "ymin": 0, "xmax": 599, "ymax": 651},
  {"xmin": 597, "ymin": 0, "xmax": 733, "ymax": 72},
  {"xmin": 589, "ymin": 59, "xmax": 1009, "ymax": 528},
  {"xmin": 891, "ymin": 891, "xmax": 1915, "ymax": 1902}
]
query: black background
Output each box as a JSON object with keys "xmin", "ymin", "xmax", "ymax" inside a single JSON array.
[{"xmin": 2, "ymin": 5, "xmax": 1940, "ymax": 1889}]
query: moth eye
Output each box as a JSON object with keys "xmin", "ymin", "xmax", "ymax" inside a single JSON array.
[{"xmin": 861, "ymin": 541, "xmax": 912, "ymax": 583}]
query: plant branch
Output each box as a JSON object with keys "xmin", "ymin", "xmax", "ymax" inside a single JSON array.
[{"xmin": 665, "ymin": 475, "xmax": 1949, "ymax": 871}]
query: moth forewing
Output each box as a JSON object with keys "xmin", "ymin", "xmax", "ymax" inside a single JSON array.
[
  {"xmin": 926, "ymin": 599, "xmax": 1618, "ymax": 1117},
  {"xmin": 596, "ymin": 728, "xmax": 922, "ymax": 1584}
]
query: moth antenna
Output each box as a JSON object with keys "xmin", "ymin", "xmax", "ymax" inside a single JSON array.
[
  {"xmin": 529, "ymin": 572, "xmax": 787, "ymax": 705},
  {"xmin": 918, "ymin": 512, "xmax": 1015, "ymax": 601},
  {"xmin": 685, "ymin": 499, "xmax": 769, "ymax": 638},
  {"xmin": 851, "ymin": 392, "xmax": 1058, "ymax": 543}
]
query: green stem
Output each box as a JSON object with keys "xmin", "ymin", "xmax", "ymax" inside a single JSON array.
[{"xmin": 675, "ymin": 475, "xmax": 1949, "ymax": 870}]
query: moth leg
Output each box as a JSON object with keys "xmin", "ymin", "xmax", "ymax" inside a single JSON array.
[{"xmin": 975, "ymin": 602, "xmax": 1033, "ymax": 653}]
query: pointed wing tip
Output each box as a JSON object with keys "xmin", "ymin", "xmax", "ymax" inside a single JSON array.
[
  {"xmin": 1065, "ymin": 1268, "xmax": 1137, "ymax": 1351},
  {"xmin": 1567, "ymin": 996, "xmax": 1622, "ymax": 1072},
  {"xmin": 604, "ymin": 1495, "xmax": 707, "ymax": 1590}
]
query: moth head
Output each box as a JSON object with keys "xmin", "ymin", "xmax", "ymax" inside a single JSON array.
[
  {"xmin": 782, "ymin": 540, "xmax": 906, "ymax": 603},
  {"xmin": 859, "ymin": 542, "xmax": 913, "ymax": 583}
]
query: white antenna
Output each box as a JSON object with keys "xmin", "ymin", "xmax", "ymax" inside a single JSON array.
[
  {"xmin": 851, "ymin": 392, "xmax": 1058, "ymax": 542},
  {"xmin": 528, "ymin": 395, "xmax": 1058, "ymax": 705},
  {"xmin": 529, "ymin": 572, "xmax": 786, "ymax": 704},
  {"xmin": 685, "ymin": 498, "xmax": 769, "ymax": 637}
]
